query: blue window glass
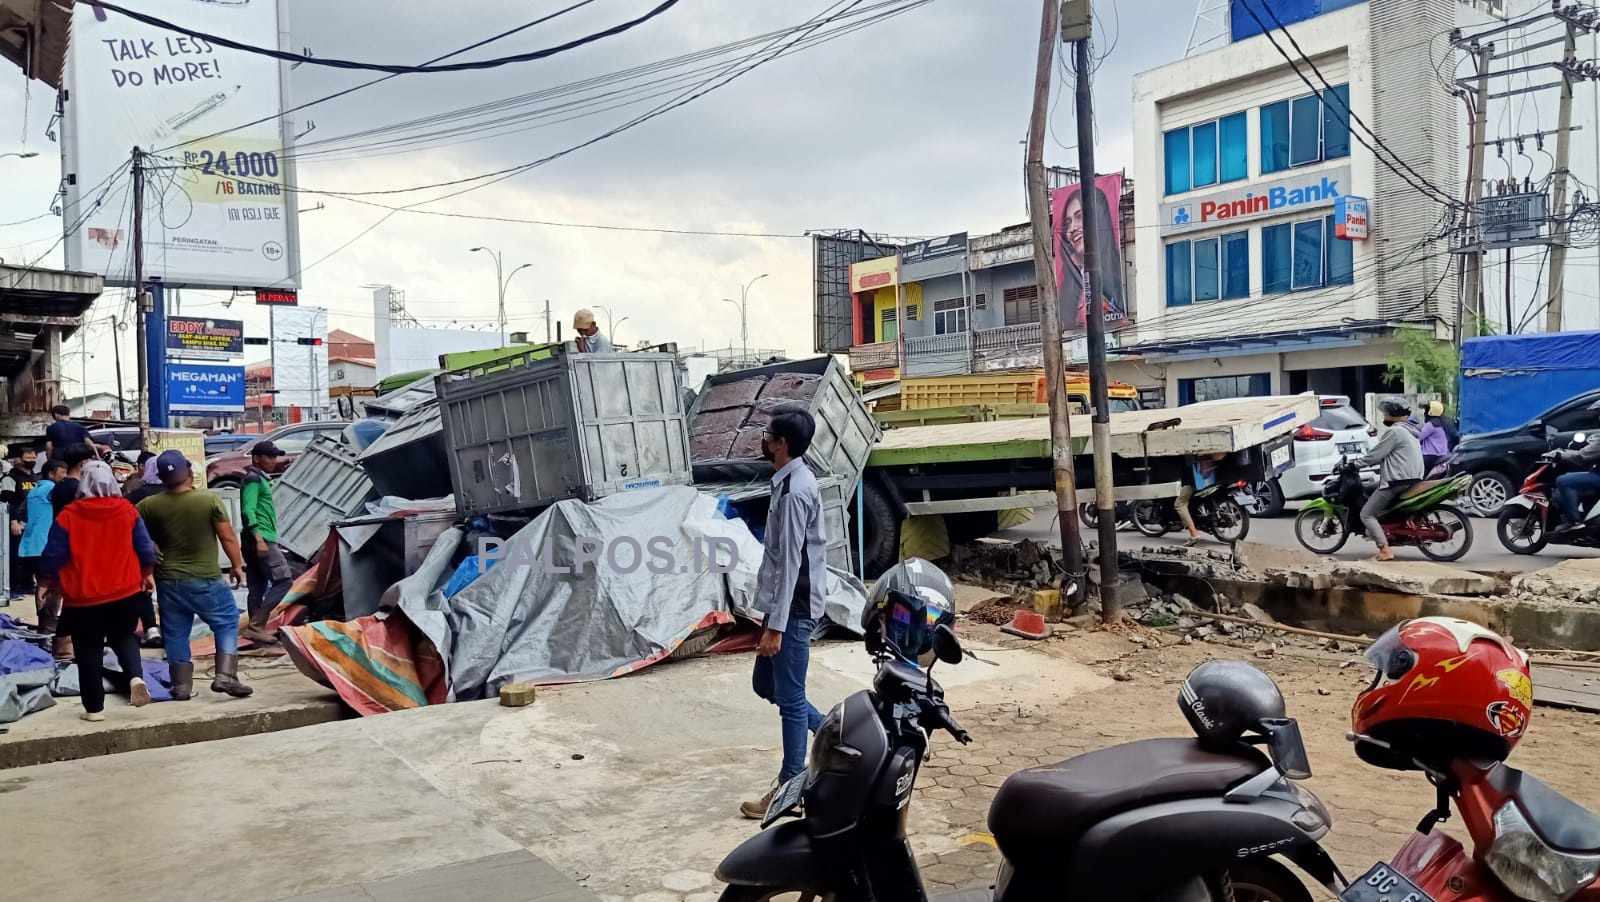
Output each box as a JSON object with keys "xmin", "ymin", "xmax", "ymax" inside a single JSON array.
[
  {"xmin": 1165, "ymin": 128, "xmax": 1191, "ymax": 195},
  {"xmin": 1192, "ymin": 121, "xmax": 1218, "ymax": 188},
  {"xmin": 1166, "ymin": 241, "xmax": 1193, "ymax": 307},
  {"xmin": 1262, "ymin": 224, "xmax": 1291, "ymax": 294},
  {"xmin": 1222, "ymin": 231, "xmax": 1250, "ymax": 299},
  {"xmin": 1292, "ymin": 219, "xmax": 1324, "ymax": 290},
  {"xmin": 1194, "ymin": 237, "xmax": 1220, "ymax": 302},
  {"xmin": 1290, "ymin": 95, "xmax": 1322, "ymax": 166},
  {"xmin": 1261, "ymin": 101, "xmax": 1290, "ymax": 174},
  {"xmin": 1219, "ymin": 112, "xmax": 1248, "ymax": 182},
  {"xmin": 1325, "ymin": 215, "xmax": 1354, "ymax": 285},
  {"xmin": 1323, "ymin": 84, "xmax": 1350, "ymax": 159}
]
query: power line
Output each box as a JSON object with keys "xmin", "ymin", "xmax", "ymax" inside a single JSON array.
[{"xmin": 86, "ymin": 0, "xmax": 682, "ymax": 75}]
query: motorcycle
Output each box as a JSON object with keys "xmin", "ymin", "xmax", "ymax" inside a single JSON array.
[
  {"xmin": 1294, "ymin": 458, "xmax": 1474, "ymax": 562},
  {"xmin": 1131, "ymin": 480, "xmax": 1252, "ymax": 543},
  {"xmin": 715, "ymin": 624, "xmax": 1343, "ymax": 901},
  {"xmin": 1078, "ymin": 500, "xmax": 1135, "ymax": 530},
  {"xmin": 1497, "ymin": 431, "xmax": 1600, "ymax": 555}
]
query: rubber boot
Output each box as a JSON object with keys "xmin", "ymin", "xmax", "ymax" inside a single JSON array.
[
  {"xmin": 169, "ymin": 662, "xmax": 194, "ymax": 701},
  {"xmin": 240, "ymin": 613, "xmax": 277, "ymax": 646},
  {"xmin": 210, "ymin": 653, "xmax": 253, "ymax": 698}
]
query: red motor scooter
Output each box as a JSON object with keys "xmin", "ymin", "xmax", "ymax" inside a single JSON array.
[{"xmin": 1340, "ymin": 618, "xmax": 1600, "ymax": 902}]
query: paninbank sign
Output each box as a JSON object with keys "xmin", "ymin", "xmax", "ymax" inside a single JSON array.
[{"xmin": 1160, "ymin": 165, "xmax": 1352, "ymax": 237}]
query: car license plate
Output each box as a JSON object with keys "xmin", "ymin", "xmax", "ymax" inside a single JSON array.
[
  {"xmin": 761, "ymin": 772, "xmax": 806, "ymax": 828},
  {"xmin": 1338, "ymin": 442, "xmax": 1366, "ymax": 455},
  {"xmin": 1271, "ymin": 445, "xmax": 1291, "ymax": 470},
  {"xmin": 1339, "ymin": 863, "xmax": 1434, "ymax": 902}
]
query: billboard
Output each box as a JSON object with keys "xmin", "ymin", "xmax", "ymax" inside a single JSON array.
[
  {"xmin": 813, "ymin": 232, "xmax": 897, "ymax": 354},
  {"xmin": 167, "ymin": 362, "xmax": 246, "ymax": 414},
  {"xmin": 62, "ymin": 0, "xmax": 299, "ymax": 289},
  {"xmin": 899, "ymin": 232, "xmax": 968, "ymax": 265},
  {"xmin": 271, "ymin": 305, "xmax": 329, "ymax": 409},
  {"xmin": 1052, "ymin": 174, "xmax": 1128, "ymax": 330},
  {"xmin": 166, "ymin": 316, "xmax": 244, "ymax": 359},
  {"xmin": 1160, "ymin": 166, "xmax": 1350, "ymax": 237}
]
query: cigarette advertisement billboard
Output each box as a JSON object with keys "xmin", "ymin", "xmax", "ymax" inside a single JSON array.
[{"xmin": 61, "ymin": 0, "xmax": 299, "ymax": 289}]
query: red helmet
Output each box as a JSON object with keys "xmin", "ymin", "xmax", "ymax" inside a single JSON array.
[{"xmin": 1351, "ymin": 617, "xmax": 1532, "ymax": 771}]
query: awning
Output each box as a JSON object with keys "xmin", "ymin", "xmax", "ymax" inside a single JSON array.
[
  {"xmin": 1118, "ymin": 321, "xmax": 1403, "ymax": 362},
  {"xmin": 0, "ymin": 263, "xmax": 102, "ymax": 378},
  {"xmin": 0, "ymin": 0, "xmax": 74, "ymax": 89}
]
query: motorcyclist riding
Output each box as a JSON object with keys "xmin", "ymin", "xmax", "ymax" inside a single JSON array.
[
  {"xmin": 1551, "ymin": 403, "xmax": 1600, "ymax": 533},
  {"xmin": 1357, "ymin": 399, "xmax": 1425, "ymax": 561}
]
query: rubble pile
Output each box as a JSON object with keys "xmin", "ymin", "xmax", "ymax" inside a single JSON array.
[{"xmin": 946, "ymin": 538, "xmax": 1064, "ymax": 592}]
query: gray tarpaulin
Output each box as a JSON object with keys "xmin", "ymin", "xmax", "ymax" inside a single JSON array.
[
  {"xmin": 391, "ymin": 486, "xmax": 866, "ymax": 700},
  {"xmin": 0, "ymin": 670, "xmax": 56, "ymax": 723}
]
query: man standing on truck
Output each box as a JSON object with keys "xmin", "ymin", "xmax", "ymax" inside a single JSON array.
[
  {"xmin": 741, "ymin": 408, "xmax": 829, "ymax": 820},
  {"xmin": 1358, "ymin": 399, "xmax": 1425, "ymax": 562},
  {"xmin": 572, "ymin": 309, "xmax": 613, "ymax": 353},
  {"xmin": 43, "ymin": 405, "xmax": 90, "ymax": 460},
  {"xmin": 239, "ymin": 441, "xmax": 291, "ymax": 644}
]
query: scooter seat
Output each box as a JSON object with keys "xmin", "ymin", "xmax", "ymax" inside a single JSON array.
[
  {"xmin": 1399, "ymin": 479, "xmax": 1448, "ymax": 500},
  {"xmin": 988, "ymin": 738, "xmax": 1268, "ymax": 865},
  {"xmin": 1487, "ymin": 764, "xmax": 1600, "ymax": 853}
]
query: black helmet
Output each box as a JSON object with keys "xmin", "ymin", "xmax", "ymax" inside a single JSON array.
[
  {"xmin": 864, "ymin": 558, "xmax": 956, "ymax": 663},
  {"xmin": 1378, "ymin": 398, "xmax": 1412, "ymax": 419},
  {"xmin": 1179, "ymin": 660, "xmax": 1287, "ymax": 750}
]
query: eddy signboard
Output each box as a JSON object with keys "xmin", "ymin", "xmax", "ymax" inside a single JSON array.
[{"xmin": 1161, "ymin": 166, "xmax": 1352, "ymax": 237}]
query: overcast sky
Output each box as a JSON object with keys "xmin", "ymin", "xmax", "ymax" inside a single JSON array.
[{"xmin": 0, "ymin": 0, "xmax": 1592, "ymax": 397}]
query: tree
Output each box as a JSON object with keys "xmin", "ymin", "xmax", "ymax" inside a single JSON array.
[{"xmin": 1384, "ymin": 326, "xmax": 1460, "ymax": 412}]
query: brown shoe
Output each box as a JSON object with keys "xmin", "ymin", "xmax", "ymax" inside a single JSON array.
[
  {"xmin": 240, "ymin": 625, "xmax": 277, "ymax": 645},
  {"xmin": 739, "ymin": 785, "xmax": 777, "ymax": 820}
]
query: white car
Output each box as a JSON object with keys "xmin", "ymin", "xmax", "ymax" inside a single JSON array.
[{"xmin": 1268, "ymin": 395, "xmax": 1376, "ymax": 515}]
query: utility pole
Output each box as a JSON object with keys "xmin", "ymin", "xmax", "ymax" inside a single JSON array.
[
  {"xmin": 1461, "ymin": 42, "xmax": 1493, "ymax": 343},
  {"xmin": 111, "ymin": 314, "xmax": 125, "ymax": 420},
  {"xmin": 1026, "ymin": 0, "xmax": 1085, "ymax": 604},
  {"xmin": 1071, "ymin": 20, "xmax": 1120, "ymax": 614},
  {"xmin": 544, "ymin": 298, "xmax": 552, "ymax": 343},
  {"xmin": 1546, "ymin": 16, "xmax": 1578, "ymax": 334},
  {"xmin": 132, "ymin": 147, "xmax": 150, "ymax": 450}
]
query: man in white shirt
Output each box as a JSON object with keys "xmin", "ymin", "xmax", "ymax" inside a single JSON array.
[{"xmin": 572, "ymin": 309, "xmax": 613, "ymax": 353}]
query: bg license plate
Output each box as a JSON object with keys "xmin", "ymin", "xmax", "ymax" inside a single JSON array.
[
  {"xmin": 1339, "ymin": 863, "xmax": 1434, "ymax": 902},
  {"xmin": 761, "ymin": 773, "xmax": 806, "ymax": 828}
]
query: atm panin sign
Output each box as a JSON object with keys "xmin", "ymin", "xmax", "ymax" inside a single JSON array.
[
  {"xmin": 166, "ymin": 363, "xmax": 246, "ymax": 414},
  {"xmin": 1335, "ymin": 195, "xmax": 1370, "ymax": 240},
  {"xmin": 1161, "ymin": 166, "xmax": 1351, "ymax": 237}
]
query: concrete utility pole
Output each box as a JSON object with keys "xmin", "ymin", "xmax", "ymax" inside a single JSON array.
[
  {"xmin": 1461, "ymin": 42, "xmax": 1493, "ymax": 344},
  {"xmin": 1026, "ymin": 0, "xmax": 1085, "ymax": 604},
  {"xmin": 1071, "ymin": 21, "xmax": 1121, "ymax": 613},
  {"xmin": 1547, "ymin": 18, "xmax": 1578, "ymax": 334},
  {"xmin": 132, "ymin": 147, "xmax": 150, "ymax": 449}
]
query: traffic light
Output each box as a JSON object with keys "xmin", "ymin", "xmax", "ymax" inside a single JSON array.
[{"xmin": 296, "ymin": 337, "xmax": 323, "ymax": 346}]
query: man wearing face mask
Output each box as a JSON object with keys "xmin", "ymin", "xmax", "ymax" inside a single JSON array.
[
  {"xmin": 740, "ymin": 407, "xmax": 829, "ymax": 819},
  {"xmin": 572, "ymin": 309, "xmax": 613, "ymax": 353}
]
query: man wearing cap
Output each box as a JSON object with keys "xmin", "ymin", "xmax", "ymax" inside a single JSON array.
[
  {"xmin": 572, "ymin": 309, "xmax": 613, "ymax": 353},
  {"xmin": 239, "ymin": 440, "xmax": 291, "ymax": 644},
  {"xmin": 136, "ymin": 450, "xmax": 252, "ymax": 699}
]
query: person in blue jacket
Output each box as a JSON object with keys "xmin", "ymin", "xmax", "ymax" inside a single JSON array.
[{"xmin": 18, "ymin": 459, "xmax": 63, "ymax": 567}]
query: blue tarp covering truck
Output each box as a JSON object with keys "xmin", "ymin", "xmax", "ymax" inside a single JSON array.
[{"xmin": 1460, "ymin": 330, "xmax": 1600, "ymax": 436}]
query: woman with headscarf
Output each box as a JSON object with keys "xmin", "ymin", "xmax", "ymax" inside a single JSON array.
[
  {"xmin": 37, "ymin": 460, "xmax": 159, "ymax": 722},
  {"xmin": 125, "ymin": 451, "xmax": 161, "ymax": 503}
]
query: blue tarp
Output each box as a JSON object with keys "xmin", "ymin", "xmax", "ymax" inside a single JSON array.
[{"xmin": 1460, "ymin": 331, "xmax": 1600, "ymax": 436}]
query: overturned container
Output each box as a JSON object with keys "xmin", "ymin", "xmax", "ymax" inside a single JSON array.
[
  {"xmin": 273, "ymin": 434, "xmax": 379, "ymax": 561},
  {"xmin": 438, "ymin": 344, "xmax": 693, "ymax": 518}
]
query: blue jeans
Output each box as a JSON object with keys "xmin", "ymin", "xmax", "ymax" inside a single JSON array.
[
  {"xmin": 752, "ymin": 614, "xmax": 824, "ymax": 782},
  {"xmin": 157, "ymin": 578, "xmax": 239, "ymax": 664},
  {"xmin": 1555, "ymin": 472, "xmax": 1600, "ymax": 525}
]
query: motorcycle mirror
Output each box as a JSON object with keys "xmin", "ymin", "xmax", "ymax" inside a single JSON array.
[
  {"xmin": 1544, "ymin": 423, "xmax": 1559, "ymax": 440},
  {"xmin": 932, "ymin": 624, "xmax": 963, "ymax": 666}
]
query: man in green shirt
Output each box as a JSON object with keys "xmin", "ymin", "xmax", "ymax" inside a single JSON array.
[
  {"xmin": 239, "ymin": 440, "xmax": 290, "ymax": 645},
  {"xmin": 137, "ymin": 450, "xmax": 251, "ymax": 699}
]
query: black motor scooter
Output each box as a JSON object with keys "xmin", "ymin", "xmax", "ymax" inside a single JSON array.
[
  {"xmin": 715, "ymin": 625, "xmax": 1344, "ymax": 901},
  {"xmin": 1131, "ymin": 480, "xmax": 1252, "ymax": 544}
]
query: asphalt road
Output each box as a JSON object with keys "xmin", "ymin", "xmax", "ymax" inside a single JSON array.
[{"xmin": 996, "ymin": 502, "xmax": 1600, "ymax": 573}]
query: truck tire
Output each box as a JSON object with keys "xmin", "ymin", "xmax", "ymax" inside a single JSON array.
[
  {"xmin": 858, "ymin": 478, "xmax": 901, "ymax": 579},
  {"xmin": 945, "ymin": 511, "xmax": 1000, "ymax": 544}
]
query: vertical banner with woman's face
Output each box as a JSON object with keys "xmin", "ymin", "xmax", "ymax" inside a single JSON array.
[{"xmin": 1052, "ymin": 173, "xmax": 1128, "ymax": 330}]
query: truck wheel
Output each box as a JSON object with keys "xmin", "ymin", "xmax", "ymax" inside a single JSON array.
[
  {"xmin": 858, "ymin": 479, "xmax": 901, "ymax": 579},
  {"xmin": 945, "ymin": 511, "xmax": 999, "ymax": 543}
]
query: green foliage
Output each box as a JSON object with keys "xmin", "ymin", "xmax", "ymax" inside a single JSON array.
[{"xmin": 1384, "ymin": 326, "xmax": 1460, "ymax": 411}]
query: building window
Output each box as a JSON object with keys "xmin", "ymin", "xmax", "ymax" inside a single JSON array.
[
  {"xmin": 906, "ymin": 303, "xmax": 920, "ymax": 321},
  {"xmin": 932, "ymin": 298, "xmax": 968, "ymax": 335},
  {"xmin": 1164, "ymin": 111, "xmax": 1248, "ymax": 195},
  {"xmin": 1003, "ymin": 285, "xmax": 1040, "ymax": 325},
  {"xmin": 1263, "ymin": 214, "xmax": 1357, "ymax": 296},
  {"xmin": 880, "ymin": 308, "xmax": 898, "ymax": 342},
  {"xmin": 974, "ymin": 293, "xmax": 987, "ymax": 310},
  {"xmin": 1261, "ymin": 84, "xmax": 1351, "ymax": 174},
  {"xmin": 1165, "ymin": 230, "xmax": 1249, "ymax": 307},
  {"xmin": 1179, "ymin": 373, "xmax": 1272, "ymax": 406}
]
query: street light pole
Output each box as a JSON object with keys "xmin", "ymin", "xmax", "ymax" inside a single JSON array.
[
  {"xmin": 722, "ymin": 273, "xmax": 768, "ymax": 365},
  {"xmin": 469, "ymin": 246, "xmax": 531, "ymax": 345}
]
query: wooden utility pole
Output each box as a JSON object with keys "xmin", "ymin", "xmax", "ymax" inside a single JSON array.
[
  {"xmin": 1547, "ymin": 19, "xmax": 1577, "ymax": 334},
  {"xmin": 1071, "ymin": 23, "xmax": 1121, "ymax": 617},
  {"xmin": 131, "ymin": 147, "xmax": 151, "ymax": 449},
  {"xmin": 1460, "ymin": 43, "xmax": 1493, "ymax": 344},
  {"xmin": 1026, "ymin": 0, "xmax": 1085, "ymax": 600}
]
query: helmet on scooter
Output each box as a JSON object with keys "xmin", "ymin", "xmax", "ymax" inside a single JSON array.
[
  {"xmin": 1351, "ymin": 617, "xmax": 1532, "ymax": 771},
  {"xmin": 863, "ymin": 558, "xmax": 956, "ymax": 664},
  {"xmin": 1179, "ymin": 659, "xmax": 1288, "ymax": 750}
]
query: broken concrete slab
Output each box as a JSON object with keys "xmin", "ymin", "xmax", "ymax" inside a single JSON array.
[
  {"xmin": 1512, "ymin": 558, "xmax": 1600, "ymax": 605},
  {"xmin": 1329, "ymin": 561, "xmax": 1500, "ymax": 597}
]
